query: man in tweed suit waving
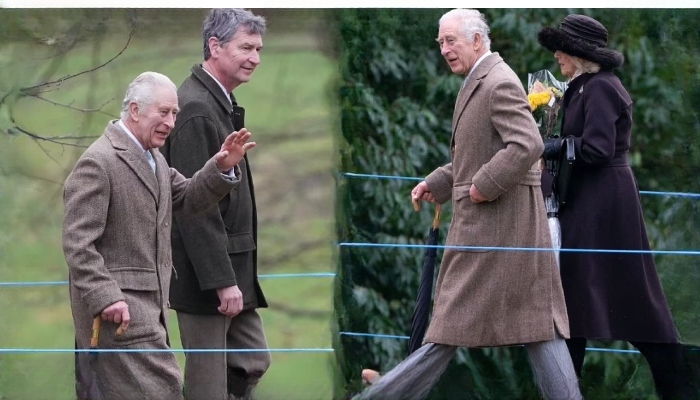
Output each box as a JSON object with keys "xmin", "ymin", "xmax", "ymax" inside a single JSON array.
[{"xmin": 63, "ymin": 71, "xmax": 255, "ymax": 400}]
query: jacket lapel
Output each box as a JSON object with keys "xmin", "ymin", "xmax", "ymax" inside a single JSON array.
[
  {"xmin": 191, "ymin": 65, "xmax": 234, "ymax": 114},
  {"xmin": 450, "ymin": 54, "xmax": 503, "ymax": 156},
  {"xmin": 106, "ymin": 122, "xmax": 159, "ymax": 202},
  {"xmin": 452, "ymin": 53, "xmax": 502, "ymax": 136},
  {"xmin": 191, "ymin": 64, "xmax": 246, "ymax": 133},
  {"xmin": 153, "ymin": 148, "xmax": 170, "ymax": 222},
  {"xmin": 452, "ymin": 79, "xmax": 479, "ymax": 134}
]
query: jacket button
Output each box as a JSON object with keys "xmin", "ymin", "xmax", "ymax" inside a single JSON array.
[{"xmin": 164, "ymin": 222, "xmax": 169, "ymax": 227}]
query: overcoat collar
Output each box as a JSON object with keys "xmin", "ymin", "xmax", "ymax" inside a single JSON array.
[
  {"xmin": 452, "ymin": 52, "xmax": 503, "ymax": 134},
  {"xmin": 190, "ymin": 64, "xmax": 238, "ymax": 113},
  {"xmin": 105, "ymin": 121, "xmax": 159, "ymax": 202}
]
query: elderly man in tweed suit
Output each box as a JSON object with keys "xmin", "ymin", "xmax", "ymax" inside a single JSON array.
[
  {"xmin": 63, "ymin": 71, "xmax": 255, "ymax": 400},
  {"xmin": 355, "ymin": 9, "xmax": 582, "ymax": 400}
]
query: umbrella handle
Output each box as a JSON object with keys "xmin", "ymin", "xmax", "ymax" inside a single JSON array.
[
  {"xmin": 432, "ymin": 204, "xmax": 441, "ymax": 230},
  {"xmin": 90, "ymin": 316, "xmax": 101, "ymax": 349},
  {"xmin": 413, "ymin": 200, "xmax": 442, "ymax": 229},
  {"xmin": 412, "ymin": 198, "xmax": 421, "ymax": 212}
]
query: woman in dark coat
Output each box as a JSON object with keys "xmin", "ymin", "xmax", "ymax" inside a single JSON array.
[{"xmin": 538, "ymin": 14, "xmax": 697, "ymax": 399}]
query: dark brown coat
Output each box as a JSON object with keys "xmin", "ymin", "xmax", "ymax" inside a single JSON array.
[
  {"xmin": 424, "ymin": 54, "xmax": 570, "ymax": 348},
  {"xmin": 557, "ymin": 71, "xmax": 679, "ymax": 343},
  {"xmin": 162, "ymin": 65, "xmax": 267, "ymax": 315}
]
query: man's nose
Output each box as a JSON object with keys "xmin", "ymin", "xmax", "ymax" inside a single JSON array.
[
  {"xmin": 165, "ymin": 113, "xmax": 175, "ymax": 129},
  {"xmin": 440, "ymin": 45, "xmax": 449, "ymax": 57},
  {"xmin": 250, "ymin": 51, "xmax": 261, "ymax": 65}
]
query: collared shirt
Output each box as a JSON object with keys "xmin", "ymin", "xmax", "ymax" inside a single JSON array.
[
  {"xmin": 463, "ymin": 50, "xmax": 493, "ymax": 88},
  {"xmin": 118, "ymin": 119, "xmax": 156, "ymax": 173},
  {"xmin": 202, "ymin": 66, "xmax": 232, "ymax": 106},
  {"xmin": 117, "ymin": 119, "xmax": 237, "ymax": 179}
]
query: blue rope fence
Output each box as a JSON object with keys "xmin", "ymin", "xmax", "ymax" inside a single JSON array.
[
  {"xmin": 339, "ymin": 243, "xmax": 700, "ymax": 256},
  {"xmin": 338, "ymin": 332, "xmax": 645, "ymax": 355},
  {"xmin": 0, "ymin": 268, "xmax": 688, "ymax": 354},
  {"xmin": 2, "ymin": 173, "xmax": 697, "ymax": 359}
]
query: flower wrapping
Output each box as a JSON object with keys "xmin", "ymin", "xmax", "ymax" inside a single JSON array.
[
  {"xmin": 527, "ymin": 70, "xmax": 569, "ymax": 254},
  {"xmin": 527, "ymin": 69, "xmax": 567, "ymax": 140}
]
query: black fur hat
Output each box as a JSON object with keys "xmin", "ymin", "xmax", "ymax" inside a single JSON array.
[{"xmin": 538, "ymin": 14, "xmax": 624, "ymax": 70}]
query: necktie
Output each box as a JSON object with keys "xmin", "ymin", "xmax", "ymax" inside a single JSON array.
[{"xmin": 145, "ymin": 151, "xmax": 156, "ymax": 174}]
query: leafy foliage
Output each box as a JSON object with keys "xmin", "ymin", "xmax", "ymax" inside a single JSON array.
[{"xmin": 334, "ymin": 8, "xmax": 699, "ymax": 399}]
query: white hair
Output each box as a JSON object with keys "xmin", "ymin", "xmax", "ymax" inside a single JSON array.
[
  {"xmin": 571, "ymin": 55, "xmax": 601, "ymax": 75},
  {"xmin": 120, "ymin": 71, "xmax": 177, "ymax": 120},
  {"xmin": 439, "ymin": 9, "xmax": 491, "ymax": 50}
]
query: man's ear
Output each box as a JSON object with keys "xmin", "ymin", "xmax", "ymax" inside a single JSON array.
[
  {"xmin": 129, "ymin": 101, "xmax": 139, "ymax": 121},
  {"xmin": 473, "ymin": 33, "xmax": 482, "ymax": 50},
  {"xmin": 208, "ymin": 37, "xmax": 220, "ymax": 58}
]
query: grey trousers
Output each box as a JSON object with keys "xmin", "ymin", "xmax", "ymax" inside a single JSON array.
[
  {"xmin": 354, "ymin": 332, "xmax": 582, "ymax": 400},
  {"xmin": 177, "ymin": 309, "xmax": 271, "ymax": 400}
]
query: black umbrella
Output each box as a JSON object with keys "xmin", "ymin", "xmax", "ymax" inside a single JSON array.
[
  {"xmin": 407, "ymin": 200, "xmax": 442, "ymax": 355},
  {"xmin": 75, "ymin": 316, "xmax": 105, "ymax": 400}
]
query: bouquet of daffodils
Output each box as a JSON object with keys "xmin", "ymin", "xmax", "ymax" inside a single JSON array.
[
  {"xmin": 527, "ymin": 70, "xmax": 567, "ymax": 268},
  {"xmin": 527, "ymin": 69, "xmax": 567, "ymax": 140}
]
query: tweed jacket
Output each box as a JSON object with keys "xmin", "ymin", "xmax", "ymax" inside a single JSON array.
[
  {"xmin": 162, "ymin": 64, "xmax": 267, "ymax": 315},
  {"xmin": 63, "ymin": 121, "xmax": 237, "ymax": 398},
  {"xmin": 424, "ymin": 53, "xmax": 570, "ymax": 347}
]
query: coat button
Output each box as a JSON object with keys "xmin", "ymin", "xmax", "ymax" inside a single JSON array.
[{"xmin": 164, "ymin": 222, "xmax": 169, "ymax": 227}]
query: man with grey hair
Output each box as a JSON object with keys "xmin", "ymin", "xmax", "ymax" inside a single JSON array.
[
  {"xmin": 161, "ymin": 8, "xmax": 270, "ymax": 400},
  {"xmin": 354, "ymin": 9, "xmax": 582, "ymax": 400},
  {"xmin": 64, "ymin": 71, "xmax": 255, "ymax": 400}
]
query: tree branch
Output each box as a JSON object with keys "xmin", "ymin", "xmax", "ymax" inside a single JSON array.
[
  {"xmin": 9, "ymin": 124, "xmax": 90, "ymax": 148},
  {"xmin": 30, "ymin": 95, "xmax": 117, "ymax": 117},
  {"xmin": 19, "ymin": 26, "xmax": 134, "ymax": 96}
]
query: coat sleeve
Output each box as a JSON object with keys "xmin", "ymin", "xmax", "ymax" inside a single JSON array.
[
  {"xmin": 572, "ymin": 77, "xmax": 628, "ymax": 166},
  {"xmin": 472, "ymin": 78, "xmax": 543, "ymax": 201},
  {"xmin": 62, "ymin": 156, "xmax": 124, "ymax": 317},
  {"xmin": 168, "ymin": 111, "xmax": 238, "ymax": 290},
  {"xmin": 425, "ymin": 163, "xmax": 454, "ymax": 204}
]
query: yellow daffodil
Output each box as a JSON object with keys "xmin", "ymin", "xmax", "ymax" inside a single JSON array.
[{"xmin": 528, "ymin": 92, "xmax": 552, "ymax": 112}]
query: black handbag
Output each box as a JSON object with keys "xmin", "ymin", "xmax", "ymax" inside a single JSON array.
[{"xmin": 556, "ymin": 136, "xmax": 576, "ymax": 205}]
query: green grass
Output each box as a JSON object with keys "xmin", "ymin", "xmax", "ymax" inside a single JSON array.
[{"xmin": 0, "ymin": 9, "xmax": 338, "ymax": 400}]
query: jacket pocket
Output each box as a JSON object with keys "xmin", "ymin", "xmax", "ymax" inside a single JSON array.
[
  {"xmin": 448, "ymin": 183, "xmax": 499, "ymax": 252},
  {"xmin": 453, "ymin": 184, "xmax": 471, "ymax": 201},
  {"xmin": 226, "ymin": 232, "xmax": 256, "ymax": 254},
  {"xmin": 109, "ymin": 267, "xmax": 159, "ymax": 291},
  {"xmin": 103, "ymin": 268, "xmax": 163, "ymax": 347}
]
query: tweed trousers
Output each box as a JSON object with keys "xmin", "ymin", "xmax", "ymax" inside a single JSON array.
[{"xmin": 177, "ymin": 309, "xmax": 271, "ymax": 400}]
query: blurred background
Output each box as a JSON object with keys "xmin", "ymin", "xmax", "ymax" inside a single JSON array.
[{"xmin": 0, "ymin": 8, "xmax": 339, "ymax": 400}]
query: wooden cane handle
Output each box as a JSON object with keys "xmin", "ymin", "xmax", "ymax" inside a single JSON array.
[
  {"xmin": 90, "ymin": 316, "xmax": 101, "ymax": 348},
  {"xmin": 432, "ymin": 204, "xmax": 442, "ymax": 230},
  {"xmin": 412, "ymin": 198, "xmax": 421, "ymax": 212}
]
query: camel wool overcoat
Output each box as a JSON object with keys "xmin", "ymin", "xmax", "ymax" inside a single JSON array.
[{"xmin": 424, "ymin": 53, "xmax": 570, "ymax": 348}]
